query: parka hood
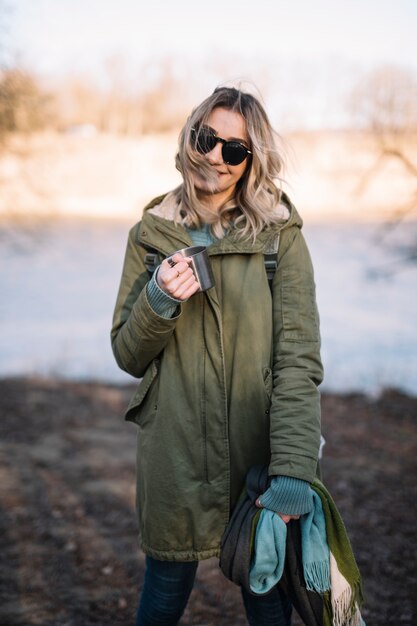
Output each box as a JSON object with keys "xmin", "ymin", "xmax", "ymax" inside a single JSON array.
[{"xmin": 139, "ymin": 190, "xmax": 303, "ymax": 257}]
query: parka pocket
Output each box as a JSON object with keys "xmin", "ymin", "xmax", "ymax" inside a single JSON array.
[
  {"xmin": 280, "ymin": 269, "xmax": 320, "ymax": 342},
  {"xmin": 263, "ymin": 367, "xmax": 273, "ymax": 400},
  {"xmin": 125, "ymin": 359, "xmax": 159, "ymax": 426}
]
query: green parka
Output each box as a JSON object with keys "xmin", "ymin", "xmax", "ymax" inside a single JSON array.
[{"xmin": 111, "ymin": 192, "xmax": 323, "ymax": 561}]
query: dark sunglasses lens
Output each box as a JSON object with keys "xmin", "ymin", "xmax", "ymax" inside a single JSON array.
[
  {"xmin": 222, "ymin": 142, "xmax": 247, "ymax": 166},
  {"xmin": 192, "ymin": 128, "xmax": 216, "ymax": 154}
]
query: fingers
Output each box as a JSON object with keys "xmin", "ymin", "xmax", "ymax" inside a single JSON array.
[
  {"xmin": 157, "ymin": 256, "xmax": 200, "ymax": 301},
  {"xmin": 160, "ymin": 258, "xmax": 191, "ymax": 281},
  {"xmin": 278, "ymin": 513, "xmax": 301, "ymax": 524},
  {"xmin": 255, "ymin": 498, "xmax": 301, "ymax": 525},
  {"xmin": 168, "ymin": 252, "xmax": 188, "ymax": 266}
]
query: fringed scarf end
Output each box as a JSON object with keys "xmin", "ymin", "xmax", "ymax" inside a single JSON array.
[
  {"xmin": 304, "ymin": 558, "xmax": 330, "ymax": 594},
  {"xmin": 332, "ymin": 586, "xmax": 364, "ymax": 626}
]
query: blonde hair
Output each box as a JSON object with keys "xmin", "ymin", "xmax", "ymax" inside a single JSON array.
[{"xmin": 174, "ymin": 86, "xmax": 285, "ymax": 240}]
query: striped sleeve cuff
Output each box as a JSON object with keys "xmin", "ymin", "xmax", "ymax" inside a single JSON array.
[
  {"xmin": 258, "ymin": 475, "xmax": 314, "ymax": 515},
  {"xmin": 146, "ymin": 271, "xmax": 181, "ymax": 319}
]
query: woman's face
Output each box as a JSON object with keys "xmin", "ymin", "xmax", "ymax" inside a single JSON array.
[{"xmin": 191, "ymin": 107, "xmax": 250, "ymax": 208}]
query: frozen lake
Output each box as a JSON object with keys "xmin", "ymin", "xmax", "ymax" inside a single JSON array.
[{"xmin": 0, "ymin": 217, "xmax": 416, "ymax": 395}]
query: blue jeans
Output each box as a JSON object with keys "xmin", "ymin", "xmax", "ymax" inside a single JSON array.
[{"xmin": 135, "ymin": 556, "xmax": 292, "ymax": 626}]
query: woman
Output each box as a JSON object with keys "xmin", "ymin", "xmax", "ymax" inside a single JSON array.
[{"xmin": 111, "ymin": 86, "xmax": 323, "ymax": 625}]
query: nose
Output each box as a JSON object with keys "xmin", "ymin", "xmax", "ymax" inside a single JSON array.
[{"xmin": 206, "ymin": 140, "xmax": 223, "ymax": 164}]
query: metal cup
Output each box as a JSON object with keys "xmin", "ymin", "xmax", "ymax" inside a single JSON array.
[{"xmin": 167, "ymin": 245, "xmax": 215, "ymax": 292}]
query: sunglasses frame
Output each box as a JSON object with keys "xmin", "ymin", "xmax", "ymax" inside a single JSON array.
[{"xmin": 191, "ymin": 126, "xmax": 252, "ymax": 166}]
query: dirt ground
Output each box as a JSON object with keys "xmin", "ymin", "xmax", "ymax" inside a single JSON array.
[{"xmin": 0, "ymin": 377, "xmax": 416, "ymax": 626}]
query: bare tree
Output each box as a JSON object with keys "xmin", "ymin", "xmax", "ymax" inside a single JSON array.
[
  {"xmin": 348, "ymin": 65, "xmax": 417, "ymax": 272},
  {"xmin": 0, "ymin": 67, "xmax": 55, "ymax": 134},
  {"xmin": 349, "ymin": 65, "xmax": 417, "ymax": 222}
]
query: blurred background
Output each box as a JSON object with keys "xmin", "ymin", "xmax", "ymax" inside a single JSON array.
[
  {"xmin": 1, "ymin": 3, "xmax": 417, "ymax": 625},
  {"xmin": 0, "ymin": 0, "xmax": 416, "ymax": 394}
]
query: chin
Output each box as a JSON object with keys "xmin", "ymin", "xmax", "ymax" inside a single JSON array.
[
  {"xmin": 192, "ymin": 170, "xmax": 221, "ymax": 191},
  {"xmin": 194, "ymin": 179, "xmax": 219, "ymax": 195}
]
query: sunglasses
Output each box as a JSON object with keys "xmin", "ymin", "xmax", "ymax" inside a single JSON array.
[{"xmin": 191, "ymin": 126, "xmax": 252, "ymax": 166}]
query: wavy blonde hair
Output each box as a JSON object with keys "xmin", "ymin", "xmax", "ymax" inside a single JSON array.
[{"xmin": 174, "ymin": 86, "xmax": 285, "ymax": 240}]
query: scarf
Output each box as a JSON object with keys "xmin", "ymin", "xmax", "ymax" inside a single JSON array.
[
  {"xmin": 249, "ymin": 479, "xmax": 365, "ymax": 626},
  {"xmin": 312, "ymin": 480, "xmax": 365, "ymax": 626}
]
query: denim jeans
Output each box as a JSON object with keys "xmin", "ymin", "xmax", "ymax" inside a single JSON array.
[{"xmin": 135, "ymin": 556, "xmax": 292, "ymax": 626}]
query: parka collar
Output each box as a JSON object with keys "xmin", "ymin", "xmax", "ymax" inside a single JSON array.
[{"xmin": 138, "ymin": 190, "xmax": 303, "ymax": 257}]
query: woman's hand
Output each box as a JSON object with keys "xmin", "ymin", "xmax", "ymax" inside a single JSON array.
[
  {"xmin": 277, "ymin": 513, "xmax": 301, "ymax": 524},
  {"xmin": 255, "ymin": 498, "xmax": 300, "ymax": 524},
  {"xmin": 156, "ymin": 253, "xmax": 200, "ymax": 301}
]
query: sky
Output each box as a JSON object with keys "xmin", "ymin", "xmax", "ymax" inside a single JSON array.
[{"xmin": 2, "ymin": 0, "xmax": 417, "ymax": 128}]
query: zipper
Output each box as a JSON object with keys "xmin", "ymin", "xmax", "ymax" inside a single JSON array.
[{"xmin": 200, "ymin": 297, "xmax": 209, "ymax": 483}]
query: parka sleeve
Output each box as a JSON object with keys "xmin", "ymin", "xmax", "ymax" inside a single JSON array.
[
  {"xmin": 269, "ymin": 225, "xmax": 323, "ymax": 483},
  {"xmin": 110, "ymin": 224, "xmax": 181, "ymax": 378}
]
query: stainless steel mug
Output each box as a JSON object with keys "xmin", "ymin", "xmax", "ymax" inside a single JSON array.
[{"xmin": 167, "ymin": 245, "xmax": 215, "ymax": 292}]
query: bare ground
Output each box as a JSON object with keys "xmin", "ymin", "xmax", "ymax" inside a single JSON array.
[{"xmin": 0, "ymin": 378, "xmax": 416, "ymax": 626}]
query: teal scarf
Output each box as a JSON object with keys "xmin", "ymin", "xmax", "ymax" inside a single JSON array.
[{"xmin": 249, "ymin": 479, "xmax": 365, "ymax": 626}]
